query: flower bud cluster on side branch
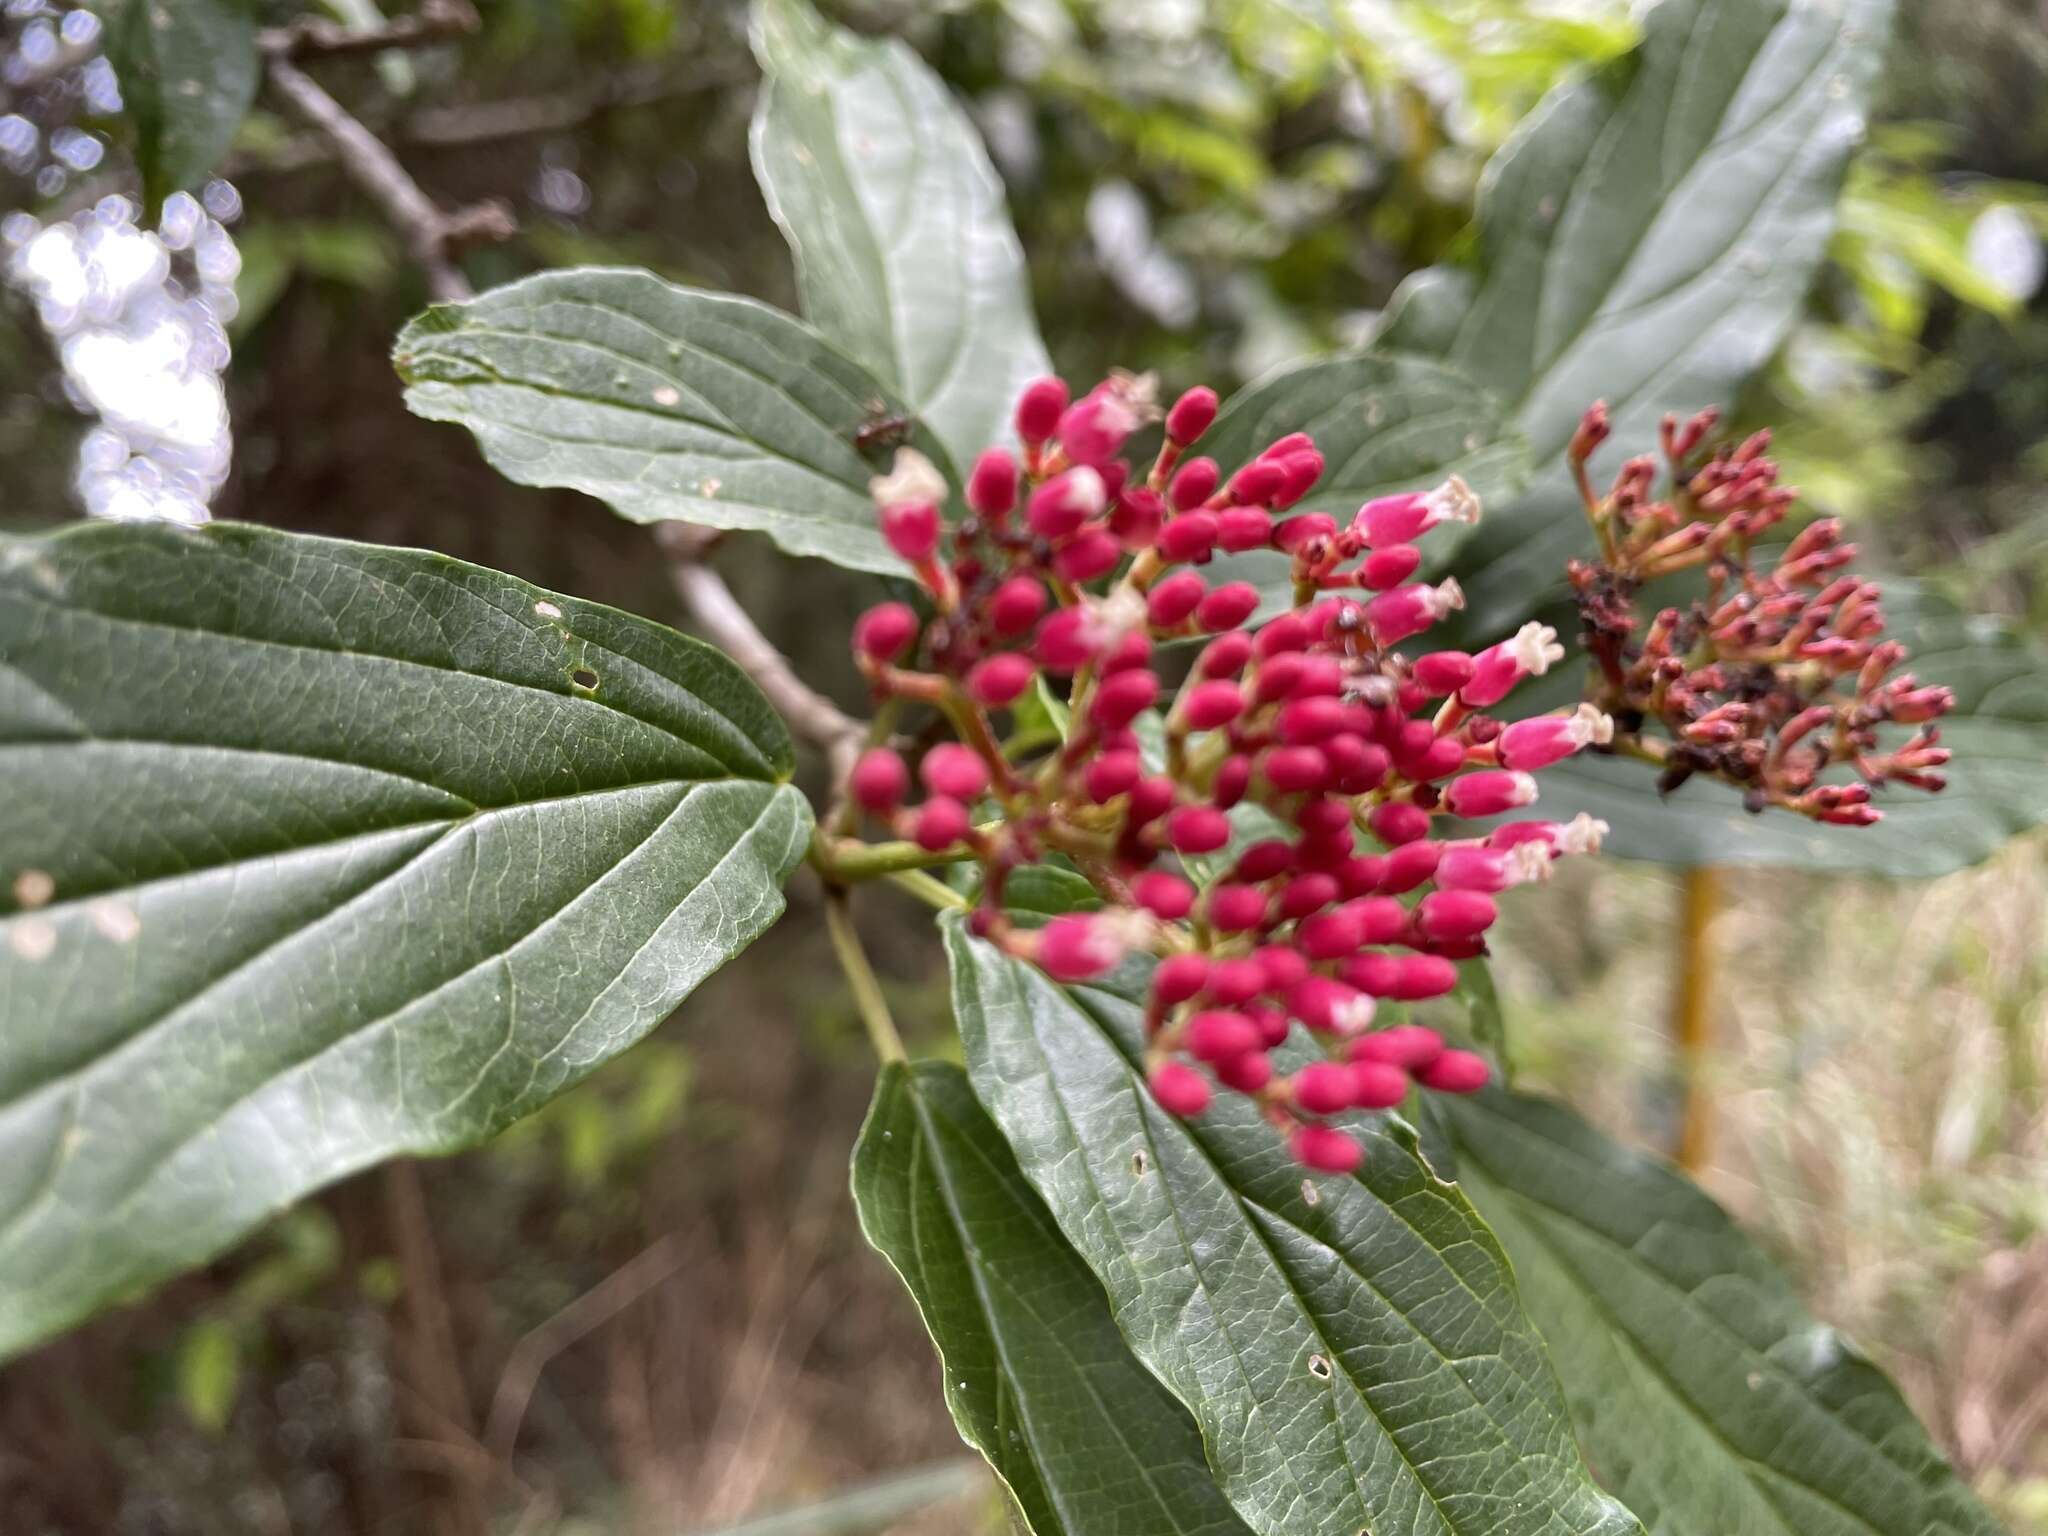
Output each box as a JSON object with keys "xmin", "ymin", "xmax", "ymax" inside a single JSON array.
[
  {"xmin": 1566, "ymin": 403, "xmax": 1955, "ymax": 824},
  {"xmin": 839, "ymin": 371, "xmax": 1617, "ymax": 1174}
]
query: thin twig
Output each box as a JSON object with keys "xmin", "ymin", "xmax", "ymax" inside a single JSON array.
[
  {"xmin": 824, "ymin": 888, "xmax": 907, "ymax": 1064},
  {"xmin": 260, "ymin": 0, "xmax": 480, "ymax": 61},
  {"xmin": 262, "ymin": 53, "xmax": 511, "ymax": 302},
  {"xmin": 888, "ymin": 868, "xmax": 969, "ymax": 911},
  {"xmin": 657, "ymin": 524, "xmax": 868, "ymax": 791}
]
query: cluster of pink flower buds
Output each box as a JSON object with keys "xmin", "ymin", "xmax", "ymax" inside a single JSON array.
[
  {"xmin": 1567, "ymin": 403, "xmax": 1953, "ymax": 823},
  {"xmin": 845, "ymin": 373, "xmax": 1611, "ymax": 1174}
]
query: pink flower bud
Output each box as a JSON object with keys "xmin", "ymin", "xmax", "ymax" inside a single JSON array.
[
  {"xmin": 1060, "ymin": 387, "xmax": 1142, "ymax": 466},
  {"xmin": 1255, "ymin": 944, "xmax": 1309, "ymax": 992},
  {"xmin": 968, "ymin": 449, "xmax": 1019, "ymax": 517},
  {"xmin": 1127, "ymin": 776, "xmax": 1177, "ymax": 825},
  {"xmin": 1149, "ymin": 1060, "xmax": 1211, "ymax": 1116},
  {"xmin": 1183, "ymin": 679, "xmax": 1246, "ymax": 730},
  {"xmin": 1187, "ymin": 1010, "xmax": 1262, "ymax": 1062},
  {"xmin": 1254, "ymin": 613, "xmax": 1311, "ymax": 658},
  {"xmin": 1296, "ymin": 797, "xmax": 1351, "ymax": 839},
  {"xmin": 1278, "ymin": 873, "xmax": 1338, "ymax": 920},
  {"xmin": 1028, "ymin": 468, "xmax": 1108, "ymax": 540},
  {"xmin": 853, "ymin": 601, "xmax": 919, "ymax": 661},
  {"xmin": 1412, "ymin": 651, "xmax": 1475, "ymax": 696},
  {"xmin": 968, "ymin": 652, "xmax": 1036, "ymax": 707},
  {"xmin": 1154, "ymin": 952, "xmax": 1211, "ymax": 1005},
  {"xmin": 1288, "ymin": 976, "xmax": 1373, "ymax": 1034},
  {"xmin": 1213, "ymin": 505, "xmax": 1274, "ymax": 554},
  {"xmin": 1159, "ymin": 513, "xmax": 1218, "ymax": 563},
  {"xmin": 1110, "ymin": 487, "xmax": 1164, "ymax": 547},
  {"xmin": 1272, "ymin": 450, "xmax": 1324, "ymax": 508},
  {"xmin": 1083, "ymin": 749, "xmax": 1143, "ymax": 803},
  {"xmin": 1192, "ymin": 584, "xmax": 1257, "ymax": 634},
  {"xmin": 1351, "ymin": 1060, "xmax": 1409, "ymax": 1109},
  {"xmin": 1461, "ymin": 623, "xmax": 1564, "ymax": 708},
  {"xmin": 915, "ymin": 797, "xmax": 971, "ymax": 851},
  {"xmin": 1278, "ymin": 696, "xmax": 1348, "ymax": 746},
  {"xmin": 1147, "ymin": 571, "xmax": 1208, "ymax": 627},
  {"xmin": 1212, "ymin": 753, "xmax": 1253, "ymax": 809},
  {"xmin": 1291, "ymin": 1125, "xmax": 1363, "ymax": 1174},
  {"xmin": 1034, "ymin": 608, "xmax": 1098, "ymax": 672},
  {"xmin": 1408, "ymin": 736, "xmax": 1469, "ymax": 782},
  {"xmin": 1324, "ymin": 735, "xmax": 1391, "ymax": 795},
  {"xmin": 921, "ymin": 743, "xmax": 990, "ymax": 801},
  {"xmin": 1104, "ymin": 630, "xmax": 1153, "ymax": 672},
  {"xmin": 880, "ymin": 501, "xmax": 941, "ymax": 563},
  {"xmin": 1169, "ymin": 456, "xmax": 1220, "ymax": 511},
  {"xmin": 1206, "ymin": 883, "xmax": 1269, "ymax": 933},
  {"xmin": 1199, "ymin": 631, "xmax": 1254, "ymax": 678},
  {"xmin": 1090, "ymin": 668, "xmax": 1161, "ymax": 729},
  {"xmin": 1381, "ymin": 841, "xmax": 1441, "ymax": 893},
  {"xmin": 1365, "ymin": 579, "xmax": 1465, "ymax": 645},
  {"xmin": 1350, "ymin": 1025, "xmax": 1444, "ymax": 1071},
  {"xmin": 1292, "ymin": 1062, "xmax": 1355, "ymax": 1114},
  {"xmin": 1134, "ymin": 872, "xmax": 1195, "ymax": 920},
  {"xmin": 1054, "ymin": 529, "xmax": 1123, "ymax": 584},
  {"xmin": 1360, "ymin": 545, "xmax": 1422, "ymax": 591},
  {"xmin": 850, "ymin": 748, "xmax": 909, "ymax": 815},
  {"xmin": 1216, "ymin": 1050, "xmax": 1274, "ymax": 1093},
  {"xmin": 1437, "ymin": 844, "xmax": 1538, "ymax": 893},
  {"xmin": 1015, "ymin": 376, "xmax": 1069, "ymax": 444},
  {"xmin": 1347, "ymin": 897, "xmax": 1404, "ymax": 945},
  {"xmin": 1038, "ymin": 912, "xmax": 1128, "ymax": 982},
  {"xmin": 1262, "ymin": 746, "xmax": 1330, "ymax": 794},
  {"xmin": 1367, "ymin": 801, "xmax": 1431, "ymax": 846},
  {"xmin": 1168, "ymin": 804, "xmax": 1231, "ymax": 854},
  {"xmin": 1343, "ymin": 952, "xmax": 1456, "ymax": 1001},
  {"xmin": 1416, "ymin": 889, "xmax": 1498, "ymax": 942},
  {"xmin": 1166, "ymin": 386, "xmax": 1219, "ymax": 445},
  {"xmin": 1297, "ymin": 906, "xmax": 1364, "ymax": 961},
  {"xmin": 1273, "ymin": 512, "xmax": 1338, "ymax": 553},
  {"xmin": 1236, "ymin": 840, "xmax": 1295, "ymax": 881},
  {"xmin": 1445, "ymin": 770, "xmax": 1538, "ymax": 819},
  {"xmin": 1252, "ymin": 653, "xmax": 1305, "ymax": 704},
  {"xmin": 1353, "ymin": 478, "xmax": 1480, "ymax": 546},
  {"xmin": 1206, "ymin": 958, "xmax": 1266, "ymax": 1006},
  {"xmin": 1417, "ymin": 1050, "xmax": 1490, "ymax": 1094},
  {"xmin": 1229, "ymin": 460, "xmax": 1285, "ymax": 506},
  {"xmin": 989, "ymin": 576, "xmax": 1047, "ymax": 635},
  {"xmin": 1498, "ymin": 705, "xmax": 1613, "ymax": 771}
]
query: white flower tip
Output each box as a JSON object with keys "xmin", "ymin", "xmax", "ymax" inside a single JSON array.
[
  {"xmin": 1067, "ymin": 464, "xmax": 1109, "ymax": 515},
  {"xmin": 1570, "ymin": 703, "xmax": 1615, "ymax": 747},
  {"xmin": 1507, "ymin": 771, "xmax": 1539, "ymax": 806},
  {"xmin": 1110, "ymin": 368, "xmax": 1161, "ymax": 414},
  {"xmin": 1505, "ymin": 842, "xmax": 1555, "ymax": 886},
  {"xmin": 1511, "ymin": 622, "xmax": 1565, "ymax": 677},
  {"xmin": 1092, "ymin": 585, "xmax": 1150, "ymax": 639},
  {"xmin": 1558, "ymin": 814, "xmax": 1608, "ymax": 857},
  {"xmin": 1428, "ymin": 474, "xmax": 1483, "ymax": 526},
  {"xmin": 1332, "ymin": 995, "xmax": 1377, "ymax": 1036},
  {"xmin": 870, "ymin": 447, "xmax": 947, "ymax": 510},
  {"xmin": 1434, "ymin": 577, "xmax": 1467, "ymax": 615}
]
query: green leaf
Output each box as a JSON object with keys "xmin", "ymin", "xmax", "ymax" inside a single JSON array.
[
  {"xmin": 0, "ymin": 522, "xmax": 812, "ymax": 1359},
  {"xmin": 1440, "ymin": 1088, "xmax": 2002, "ymax": 1536},
  {"xmin": 96, "ymin": 0, "xmax": 260, "ymax": 215},
  {"xmin": 946, "ymin": 921, "xmax": 1643, "ymax": 1536},
  {"xmin": 1195, "ymin": 352, "xmax": 1531, "ymax": 615},
  {"xmin": 1523, "ymin": 585, "xmax": 2048, "ymax": 875},
  {"xmin": 853, "ymin": 1061, "xmax": 1254, "ymax": 1536},
  {"xmin": 1381, "ymin": 0, "xmax": 1895, "ymax": 637},
  {"xmin": 750, "ymin": 0, "xmax": 1052, "ymax": 469},
  {"xmin": 396, "ymin": 267, "xmax": 951, "ymax": 575}
]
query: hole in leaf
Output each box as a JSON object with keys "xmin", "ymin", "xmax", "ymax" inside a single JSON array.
[
  {"xmin": 570, "ymin": 667, "xmax": 599, "ymax": 691},
  {"xmin": 1130, "ymin": 1150, "xmax": 1149, "ymax": 1176},
  {"xmin": 533, "ymin": 599, "xmax": 564, "ymax": 621},
  {"xmin": 1307, "ymin": 1353, "xmax": 1333, "ymax": 1381},
  {"xmin": 1300, "ymin": 1179, "xmax": 1320, "ymax": 1207}
]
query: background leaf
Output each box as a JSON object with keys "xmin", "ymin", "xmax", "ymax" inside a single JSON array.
[
  {"xmin": 1440, "ymin": 1087, "xmax": 2003, "ymax": 1536},
  {"xmin": 853, "ymin": 1060, "xmax": 1254, "ymax": 1536},
  {"xmin": 946, "ymin": 920, "xmax": 1643, "ymax": 1536},
  {"xmin": 1380, "ymin": 0, "xmax": 1896, "ymax": 638},
  {"xmin": 0, "ymin": 522, "xmax": 811, "ymax": 1359},
  {"xmin": 750, "ymin": 0, "xmax": 1052, "ymax": 469},
  {"xmin": 95, "ymin": 0, "xmax": 260, "ymax": 214},
  {"xmin": 396, "ymin": 268, "xmax": 949, "ymax": 575}
]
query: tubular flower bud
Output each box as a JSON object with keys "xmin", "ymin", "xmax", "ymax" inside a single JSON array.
[
  {"xmin": 1365, "ymin": 579, "xmax": 1465, "ymax": 646},
  {"xmin": 1497, "ymin": 705, "xmax": 1614, "ymax": 771},
  {"xmin": 853, "ymin": 602, "xmax": 918, "ymax": 662},
  {"xmin": 850, "ymin": 749, "xmax": 909, "ymax": 815},
  {"xmin": 1461, "ymin": 623, "xmax": 1564, "ymax": 707},
  {"xmin": 1166, "ymin": 386, "xmax": 1219, "ymax": 446},
  {"xmin": 1014, "ymin": 376, "xmax": 1069, "ymax": 443}
]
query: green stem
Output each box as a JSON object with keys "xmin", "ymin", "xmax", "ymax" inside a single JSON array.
[
  {"xmin": 824, "ymin": 888, "xmax": 906, "ymax": 1065},
  {"xmin": 888, "ymin": 869, "xmax": 969, "ymax": 911},
  {"xmin": 810, "ymin": 829, "xmax": 983, "ymax": 882}
]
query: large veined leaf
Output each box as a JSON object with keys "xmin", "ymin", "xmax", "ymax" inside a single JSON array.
[
  {"xmin": 750, "ymin": 0, "xmax": 1051, "ymax": 470},
  {"xmin": 1440, "ymin": 1088, "xmax": 2001, "ymax": 1536},
  {"xmin": 947, "ymin": 921, "xmax": 1643, "ymax": 1536},
  {"xmin": 0, "ymin": 522, "xmax": 811, "ymax": 1358},
  {"xmin": 396, "ymin": 268, "xmax": 949, "ymax": 575},
  {"xmin": 1380, "ymin": 0, "xmax": 1894, "ymax": 638},
  {"xmin": 1518, "ymin": 585, "xmax": 2048, "ymax": 875},
  {"xmin": 1192, "ymin": 352, "xmax": 1531, "ymax": 616},
  {"xmin": 853, "ymin": 1061, "xmax": 1254, "ymax": 1536},
  {"xmin": 95, "ymin": 0, "xmax": 260, "ymax": 214}
]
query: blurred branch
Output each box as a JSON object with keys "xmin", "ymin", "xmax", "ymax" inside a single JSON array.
[
  {"xmin": 682, "ymin": 1458, "xmax": 988, "ymax": 1536},
  {"xmin": 1673, "ymin": 866, "xmax": 1724, "ymax": 1173},
  {"xmin": 260, "ymin": 0, "xmax": 479, "ymax": 61}
]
